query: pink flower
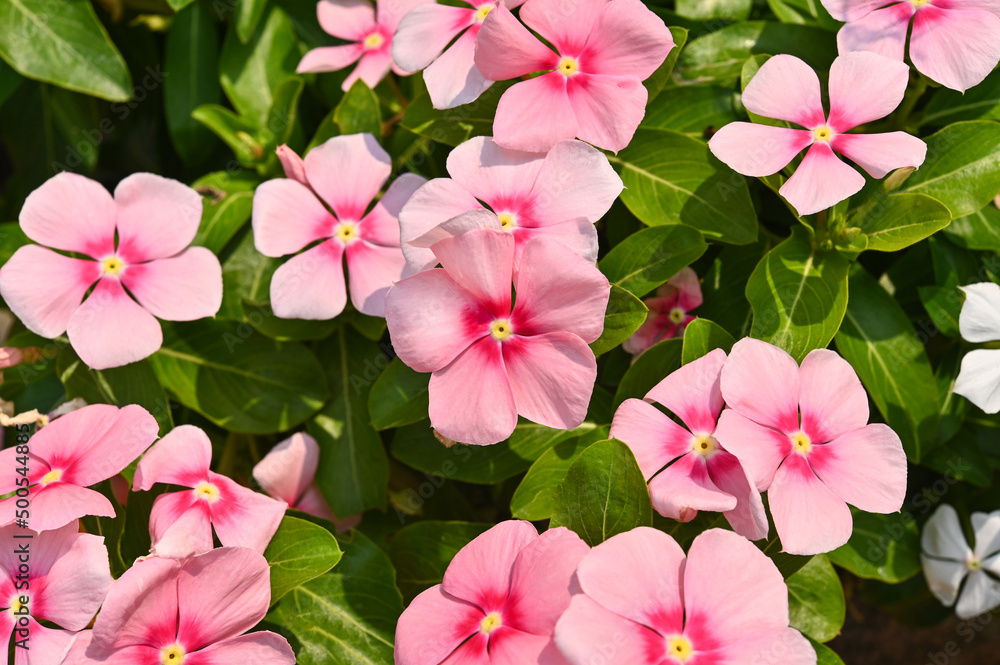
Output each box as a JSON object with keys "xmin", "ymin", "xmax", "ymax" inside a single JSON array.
[
  {"xmin": 0, "ymin": 521, "xmax": 112, "ymax": 665},
  {"xmin": 395, "ymin": 520, "xmax": 588, "ymax": 665},
  {"xmin": 0, "ymin": 404, "xmax": 157, "ymax": 531},
  {"xmin": 713, "ymin": 338, "xmax": 908, "ymax": 555},
  {"xmin": 63, "ymin": 547, "xmax": 295, "ymax": 665},
  {"xmin": 474, "ymin": 0, "xmax": 673, "ymax": 152},
  {"xmin": 399, "ymin": 136, "xmax": 622, "ymax": 272},
  {"xmin": 393, "ymin": 0, "xmax": 524, "ymax": 109},
  {"xmin": 610, "ymin": 349, "xmax": 768, "ymax": 540},
  {"xmin": 708, "ymin": 51, "xmax": 927, "ymax": 217},
  {"xmin": 822, "ymin": 0, "xmax": 1000, "ymax": 92},
  {"xmin": 297, "ymin": 0, "xmax": 431, "ymax": 90},
  {"xmin": 133, "ymin": 425, "xmax": 287, "ymax": 558},
  {"xmin": 0, "ymin": 347, "xmax": 41, "ymax": 370},
  {"xmin": 0, "ymin": 173, "xmax": 223, "ymax": 370},
  {"xmin": 554, "ymin": 528, "xmax": 816, "ymax": 665},
  {"xmin": 622, "ymin": 267, "xmax": 702, "ymax": 357},
  {"xmin": 385, "ymin": 228, "xmax": 609, "ymax": 445},
  {"xmin": 252, "ymin": 136, "xmax": 426, "ymax": 319}
]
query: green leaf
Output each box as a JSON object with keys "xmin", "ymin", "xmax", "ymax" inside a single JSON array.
[
  {"xmin": 368, "ymin": 358, "xmax": 429, "ymax": 431},
  {"xmin": 164, "ymin": 0, "xmax": 221, "ymax": 164},
  {"xmin": 834, "ymin": 268, "xmax": 940, "ymax": 461},
  {"xmin": 0, "ymin": 0, "xmax": 133, "ymax": 101},
  {"xmin": 613, "ymin": 338, "xmax": 683, "ymax": 409},
  {"xmin": 677, "ymin": 0, "xmax": 751, "ymax": 20},
  {"xmin": 590, "ymin": 285, "xmax": 647, "ymax": 356},
  {"xmin": 610, "ymin": 128, "xmax": 757, "ymax": 244},
  {"xmin": 401, "ymin": 82, "xmax": 510, "ymax": 147},
  {"xmin": 917, "ymin": 285, "xmax": 961, "ymax": 337},
  {"xmin": 681, "ymin": 318, "xmax": 736, "ymax": 364},
  {"xmin": 0, "ymin": 54, "xmax": 22, "ymax": 108},
  {"xmin": 166, "ymin": 0, "xmax": 197, "ymax": 8},
  {"xmin": 943, "ymin": 202, "xmax": 1000, "ymax": 252},
  {"xmin": 642, "ymin": 85, "xmax": 740, "ymax": 136},
  {"xmin": 237, "ymin": 0, "xmax": 270, "ymax": 43},
  {"xmin": 827, "ymin": 509, "xmax": 921, "ymax": 583},
  {"xmin": 811, "ymin": 639, "xmax": 847, "ymax": 665},
  {"xmin": 335, "ymin": 79, "xmax": 382, "ymax": 137},
  {"xmin": 900, "ymin": 121, "xmax": 1000, "ymax": 218},
  {"xmin": 264, "ymin": 515, "xmax": 343, "ymax": 603},
  {"xmin": 550, "ymin": 438, "xmax": 653, "ymax": 546},
  {"xmin": 786, "ymin": 554, "xmax": 846, "ymax": 643},
  {"xmin": 191, "ymin": 170, "xmax": 259, "ymax": 253},
  {"xmin": 697, "ymin": 240, "xmax": 767, "ymax": 338},
  {"xmin": 307, "ymin": 327, "xmax": 390, "ymax": 517},
  {"xmin": 260, "ymin": 74, "xmax": 305, "ymax": 150},
  {"xmin": 150, "ymin": 319, "xmax": 329, "ymax": 434},
  {"xmin": 388, "ymin": 521, "xmax": 491, "ymax": 602},
  {"xmin": 919, "ymin": 68, "xmax": 1000, "ymax": 127},
  {"xmin": 0, "ymin": 222, "xmax": 30, "ymax": 265},
  {"xmin": 747, "ymin": 226, "xmax": 849, "ymax": 362},
  {"xmin": 192, "ymin": 104, "xmax": 262, "ymax": 163},
  {"xmin": 924, "ymin": 428, "xmax": 994, "ymax": 487},
  {"xmin": 644, "ymin": 26, "xmax": 688, "ymax": 102},
  {"xmin": 266, "ymin": 530, "xmax": 402, "ymax": 665},
  {"xmin": 599, "ymin": 225, "xmax": 707, "ymax": 298},
  {"xmin": 848, "ymin": 192, "xmax": 952, "ymax": 252}
]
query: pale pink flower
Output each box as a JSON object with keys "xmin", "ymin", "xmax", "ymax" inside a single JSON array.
[
  {"xmin": 133, "ymin": 425, "xmax": 287, "ymax": 558},
  {"xmin": 0, "ymin": 173, "xmax": 222, "ymax": 370},
  {"xmin": 713, "ymin": 338, "xmax": 908, "ymax": 555},
  {"xmin": 0, "ymin": 347, "xmax": 41, "ymax": 370},
  {"xmin": 0, "ymin": 404, "xmax": 157, "ymax": 531},
  {"xmin": 385, "ymin": 228, "xmax": 609, "ymax": 445},
  {"xmin": 554, "ymin": 528, "xmax": 816, "ymax": 665},
  {"xmin": 622, "ymin": 267, "xmax": 702, "ymax": 357},
  {"xmin": 62, "ymin": 547, "xmax": 295, "ymax": 665},
  {"xmin": 393, "ymin": 0, "xmax": 524, "ymax": 109},
  {"xmin": 610, "ymin": 349, "xmax": 768, "ymax": 540},
  {"xmin": 709, "ymin": 51, "xmax": 927, "ymax": 217},
  {"xmin": 474, "ymin": 0, "xmax": 674, "ymax": 152},
  {"xmin": 399, "ymin": 136, "xmax": 622, "ymax": 272},
  {"xmin": 395, "ymin": 520, "xmax": 588, "ymax": 665},
  {"xmin": 252, "ymin": 136, "xmax": 426, "ymax": 319},
  {"xmin": 0, "ymin": 521, "xmax": 112, "ymax": 665},
  {"xmin": 822, "ymin": 0, "xmax": 1000, "ymax": 92},
  {"xmin": 297, "ymin": 0, "xmax": 431, "ymax": 90}
]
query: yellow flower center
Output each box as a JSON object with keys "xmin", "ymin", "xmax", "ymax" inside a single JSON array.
[
  {"xmin": 8, "ymin": 594, "xmax": 27, "ymax": 616},
  {"xmin": 669, "ymin": 307, "xmax": 686, "ymax": 324},
  {"xmin": 497, "ymin": 212, "xmax": 517, "ymax": 230},
  {"xmin": 480, "ymin": 612, "xmax": 502, "ymax": 634},
  {"xmin": 790, "ymin": 431, "xmax": 812, "ymax": 454},
  {"xmin": 557, "ymin": 56, "xmax": 579, "ymax": 77},
  {"xmin": 474, "ymin": 3, "xmax": 493, "ymax": 21},
  {"xmin": 363, "ymin": 33, "xmax": 384, "ymax": 49},
  {"xmin": 666, "ymin": 635, "xmax": 694, "ymax": 663},
  {"xmin": 910, "ymin": 0, "xmax": 931, "ymax": 6},
  {"xmin": 690, "ymin": 434, "xmax": 719, "ymax": 457},
  {"xmin": 40, "ymin": 469, "xmax": 63, "ymax": 486},
  {"xmin": 967, "ymin": 557, "xmax": 982, "ymax": 572},
  {"xmin": 812, "ymin": 125, "xmax": 835, "ymax": 142},
  {"xmin": 334, "ymin": 221, "xmax": 359, "ymax": 244},
  {"xmin": 101, "ymin": 256, "xmax": 125, "ymax": 276},
  {"xmin": 160, "ymin": 644, "xmax": 186, "ymax": 665},
  {"xmin": 490, "ymin": 319, "xmax": 513, "ymax": 341},
  {"xmin": 193, "ymin": 481, "xmax": 220, "ymax": 503}
]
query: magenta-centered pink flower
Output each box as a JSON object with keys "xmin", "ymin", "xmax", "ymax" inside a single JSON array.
[
  {"xmin": 133, "ymin": 425, "xmax": 287, "ymax": 558},
  {"xmin": 395, "ymin": 521, "xmax": 588, "ymax": 665},
  {"xmin": 0, "ymin": 173, "xmax": 222, "ymax": 370},
  {"xmin": 399, "ymin": 136, "xmax": 622, "ymax": 273},
  {"xmin": 554, "ymin": 528, "xmax": 816, "ymax": 665},
  {"xmin": 0, "ymin": 521, "xmax": 112, "ymax": 665},
  {"xmin": 709, "ymin": 51, "xmax": 927, "ymax": 217},
  {"xmin": 386, "ymin": 228, "xmax": 609, "ymax": 445},
  {"xmin": 714, "ymin": 338, "xmax": 908, "ymax": 555},
  {"xmin": 297, "ymin": 0, "xmax": 431, "ymax": 90},
  {"xmin": 822, "ymin": 0, "xmax": 1000, "ymax": 92},
  {"xmin": 253, "ymin": 135, "xmax": 425, "ymax": 319},
  {"xmin": 611, "ymin": 350, "xmax": 768, "ymax": 540},
  {"xmin": 63, "ymin": 547, "xmax": 295, "ymax": 665},
  {"xmin": 474, "ymin": 0, "xmax": 673, "ymax": 152},
  {"xmin": 623, "ymin": 267, "xmax": 702, "ymax": 357},
  {"xmin": 0, "ymin": 404, "xmax": 157, "ymax": 532}
]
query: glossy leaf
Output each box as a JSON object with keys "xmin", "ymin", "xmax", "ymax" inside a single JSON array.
[
  {"xmin": 388, "ymin": 521, "xmax": 491, "ymax": 602},
  {"xmin": 368, "ymin": 357, "xmax": 429, "ymax": 431},
  {"xmin": 335, "ymin": 79, "xmax": 382, "ymax": 137},
  {"xmin": 264, "ymin": 515, "xmax": 343, "ymax": 603},
  {"xmin": 599, "ymin": 225, "xmax": 707, "ymax": 298},
  {"xmin": 613, "ymin": 338, "xmax": 683, "ymax": 409},
  {"xmin": 849, "ymin": 193, "xmax": 952, "ymax": 252},
  {"xmin": 827, "ymin": 509, "xmax": 921, "ymax": 583},
  {"xmin": 680, "ymin": 318, "xmax": 736, "ymax": 364},
  {"xmin": 590, "ymin": 285, "xmax": 648, "ymax": 356},
  {"xmin": 786, "ymin": 554, "xmax": 846, "ymax": 643}
]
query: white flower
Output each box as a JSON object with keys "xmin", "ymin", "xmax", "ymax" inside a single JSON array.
[
  {"xmin": 921, "ymin": 504, "xmax": 1000, "ymax": 619},
  {"xmin": 954, "ymin": 283, "xmax": 1000, "ymax": 413}
]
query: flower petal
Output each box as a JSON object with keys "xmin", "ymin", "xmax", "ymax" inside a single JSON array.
[
  {"xmin": 578, "ymin": 0, "xmax": 673, "ymax": 79},
  {"xmin": 304, "ymin": 134, "xmax": 391, "ymax": 222},
  {"xmin": 359, "ymin": 173, "xmax": 425, "ymax": 247},
  {"xmin": 520, "ymin": 0, "xmax": 604, "ymax": 54},
  {"xmin": 836, "ymin": 2, "xmax": 911, "ymax": 61},
  {"xmin": 510, "ymin": 219, "xmax": 599, "ymax": 266},
  {"xmin": 251, "ymin": 178, "xmax": 336, "ymax": 257},
  {"xmin": 252, "ymin": 432, "xmax": 319, "ymax": 506},
  {"xmin": 114, "ymin": 173, "xmax": 203, "ymax": 263},
  {"xmin": 809, "ymin": 424, "xmax": 906, "ymax": 514},
  {"xmin": 741, "ymin": 54, "xmax": 825, "ymax": 128},
  {"xmin": 0, "ymin": 245, "xmax": 99, "ymax": 338},
  {"xmin": 720, "ymin": 338, "xmax": 801, "ymax": 433},
  {"xmin": 442, "ymin": 520, "xmax": 537, "ymax": 611},
  {"xmin": 780, "ymin": 141, "xmax": 866, "ymax": 217},
  {"xmin": 9, "ymin": 484, "xmax": 112, "ymax": 532},
  {"xmin": 318, "ymin": 0, "xmax": 376, "ymax": 40},
  {"xmin": 528, "ymin": 139, "xmax": 623, "ymax": 225},
  {"xmin": 447, "ymin": 136, "xmax": 544, "ymax": 209},
  {"xmin": 708, "ymin": 123, "xmax": 812, "ymax": 177},
  {"xmin": 910, "ymin": 7, "xmax": 1000, "ymax": 92},
  {"xmin": 768, "ymin": 453, "xmax": 853, "ymax": 555},
  {"xmin": 344, "ymin": 47, "xmax": 394, "ymax": 91},
  {"xmin": 565, "ymin": 73, "xmax": 647, "ymax": 153},
  {"xmin": 30, "ymin": 526, "xmax": 111, "ymax": 630},
  {"xmin": 394, "ymin": 585, "xmax": 483, "ymax": 665},
  {"xmin": 797, "ymin": 348, "xmax": 869, "ymax": 442},
  {"xmin": 134, "ymin": 425, "xmax": 212, "ymax": 490},
  {"xmin": 646, "ymin": 348, "xmax": 726, "ymax": 434},
  {"xmin": 345, "ymin": 241, "xmax": 407, "ymax": 316},
  {"xmin": 827, "ymin": 51, "xmax": 911, "ymax": 131},
  {"xmin": 431, "ymin": 228, "xmax": 513, "ymax": 316},
  {"xmin": 270, "ymin": 240, "xmax": 348, "ymax": 320},
  {"xmin": 700, "ymin": 627, "xmax": 817, "ymax": 665},
  {"xmin": 954, "ymin": 348, "xmax": 1000, "ymax": 414},
  {"xmin": 493, "ymin": 74, "xmax": 578, "ymax": 153},
  {"xmin": 832, "ymin": 132, "xmax": 927, "ymax": 179},
  {"xmin": 91, "ymin": 555, "xmax": 181, "ymax": 649},
  {"xmin": 276, "ymin": 145, "xmax": 308, "ymax": 185},
  {"xmin": 19, "ymin": 172, "xmax": 115, "ymax": 257},
  {"xmin": 713, "ymin": 409, "xmax": 793, "ymax": 492},
  {"xmin": 149, "ymin": 490, "xmax": 214, "ymax": 558},
  {"xmin": 208, "ymin": 472, "xmax": 287, "ymax": 554},
  {"xmin": 487, "ymin": 629, "xmax": 555, "ymax": 665},
  {"xmin": 972, "ymin": 510, "xmax": 1000, "ymax": 560},
  {"xmin": 922, "ymin": 504, "xmax": 972, "ymax": 561},
  {"xmin": 121, "ymin": 248, "xmax": 222, "ymax": 322},
  {"xmin": 648, "ymin": 453, "xmax": 737, "ymax": 521},
  {"xmin": 67, "ymin": 278, "xmax": 163, "ymax": 370},
  {"xmin": 391, "ymin": 3, "xmax": 473, "ymax": 72},
  {"xmin": 297, "ymin": 44, "xmax": 365, "ymax": 73},
  {"xmin": 955, "ymin": 570, "xmax": 1000, "ymax": 619},
  {"xmin": 610, "ymin": 398, "xmax": 694, "ymax": 479},
  {"xmin": 958, "ymin": 282, "xmax": 1000, "ymax": 343},
  {"xmin": 475, "ymin": 4, "xmax": 558, "ymax": 81},
  {"xmin": 505, "ymin": 527, "xmax": 589, "ymax": 634},
  {"xmin": 183, "ymin": 632, "xmax": 296, "ymax": 665},
  {"xmin": 819, "ymin": 0, "xmax": 892, "ymax": 20},
  {"xmin": 707, "ymin": 451, "xmax": 770, "ymax": 541},
  {"xmin": 423, "ymin": 29, "xmax": 493, "ymax": 109},
  {"xmin": 554, "ymin": 595, "xmax": 668, "ymax": 665},
  {"xmin": 399, "ymin": 178, "xmax": 483, "ymax": 272},
  {"xmin": 921, "ymin": 555, "xmax": 967, "ymax": 608}
]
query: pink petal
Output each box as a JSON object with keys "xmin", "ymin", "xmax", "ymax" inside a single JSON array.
[
  {"xmin": 275, "ymin": 145, "xmax": 308, "ymax": 185},
  {"xmin": 446, "ymin": 136, "xmax": 543, "ymax": 210},
  {"xmin": 510, "ymin": 237, "xmax": 609, "ymax": 343},
  {"xmin": 489, "ymin": 630, "xmax": 557, "ymax": 665},
  {"xmin": 67, "ymin": 278, "xmax": 163, "ymax": 370},
  {"xmin": 395, "ymin": 585, "xmax": 484, "ymax": 665},
  {"xmin": 318, "ymin": 0, "xmax": 376, "ymax": 40},
  {"xmin": 304, "ymin": 134, "xmax": 391, "ymax": 221},
  {"xmin": 391, "ymin": 3, "xmax": 473, "ymax": 72},
  {"xmin": 30, "ymin": 526, "xmax": 111, "ymax": 630},
  {"xmin": 504, "ymin": 527, "xmax": 589, "ymax": 634},
  {"xmin": 528, "ymin": 139, "xmax": 623, "ymax": 225},
  {"xmin": 428, "ymin": 336, "xmax": 518, "ymax": 445},
  {"xmin": 713, "ymin": 409, "xmax": 793, "ymax": 492},
  {"xmin": 252, "ymin": 432, "xmax": 319, "ymax": 506},
  {"xmin": 797, "ymin": 349, "xmax": 869, "ymax": 443},
  {"xmin": 832, "ymin": 132, "xmax": 927, "ymax": 179},
  {"xmin": 510, "ymin": 220, "xmax": 599, "ymax": 266},
  {"xmin": 707, "ymin": 451, "xmax": 769, "ymax": 541},
  {"xmin": 502, "ymin": 332, "xmax": 596, "ymax": 431},
  {"xmin": 575, "ymin": 526, "xmax": 685, "ymax": 635},
  {"xmin": 385, "ymin": 268, "xmax": 490, "ymax": 373},
  {"xmin": 148, "ymin": 490, "xmax": 215, "ymax": 558},
  {"xmin": 780, "ymin": 141, "xmax": 865, "ymax": 217},
  {"xmin": 808, "ymin": 424, "xmax": 907, "ymax": 513},
  {"xmin": 441, "ymin": 632, "xmax": 488, "ymax": 664},
  {"xmin": 63, "ymin": 634, "xmax": 161, "ymax": 665},
  {"xmin": 269, "ymin": 240, "xmax": 348, "ymax": 320},
  {"xmin": 578, "ymin": 0, "xmax": 673, "ymax": 79},
  {"xmin": 431, "ymin": 228, "xmax": 513, "ymax": 316},
  {"xmin": 113, "ymin": 173, "xmax": 203, "ymax": 263},
  {"xmin": 134, "ymin": 424, "xmax": 212, "ymax": 490},
  {"xmin": 701, "ymin": 627, "xmax": 817, "ymax": 665},
  {"xmin": 345, "ymin": 241, "xmax": 407, "ymax": 316},
  {"xmin": 910, "ymin": 7, "xmax": 1000, "ymax": 92},
  {"xmin": 520, "ymin": 0, "xmax": 604, "ymax": 54},
  {"xmin": 826, "ymin": 51, "xmax": 911, "ymax": 131},
  {"xmin": 768, "ymin": 453, "xmax": 853, "ymax": 555},
  {"xmin": 554, "ymin": 594, "xmax": 667, "ymax": 665},
  {"xmin": 121, "ymin": 248, "xmax": 222, "ymax": 322},
  {"xmin": 820, "ymin": 0, "xmax": 893, "ymax": 21},
  {"xmin": 19, "ymin": 621, "xmax": 74, "ymax": 665},
  {"xmin": 610, "ymin": 398, "xmax": 694, "ymax": 478},
  {"xmin": 399, "ymin": 178, "xmax": 483, "ymax": 272},
  {"xmin": 344, "ymin": 47, "xmax": 394, "ymax": 91},
  {"xmin": 376, "ymin": 0, "xmax": 432, "ymax": 31},
  {"xmin": 91, "ymin": 555, "xmax": 181, "ymax": 649},
  {"xmin": 646, "ymin": 348, "xmax": 726, "ymax": 434},
  {"xmin": 707, "ymin": 123, "xmax": 812, "ymax": 177},
  {"xmin": 720, "ymin": 338, "xmax": 801, "ymax": 434},
  {"xmin": 666, "ymin": 268, "xmax": 703, "ymax": 310},
  {"xmin": 409, "ymin": 209, "xmax": 503, "ymax": 252},
  {"xmin": 836, "ymin": 3, "xmax": 911, "ymax": 61},
  {"xmin": 565, "ymin": 73, "xmax": 647, "ymax": 153},
  {"xmin": 251, "ymin": 178, "xmax": 335, "ymax": 257},
  {"xmin": 648, "ymin": 453, "xmax": 737, "ymax": 522},
  {"xmin": 474, "ymin": 4, "xmax": 558, "ymax": 80},
  {"xmin": 297, "ymin": 44, "xmax": 365, "ymax": 74},
  {"xmin": 442, "ymin": 520, "xmax": 537, "ymax": 612},
  {"xmin": 740, "ymin": 54, "xmax": 825, "ymax": 128},
  {"xmin": 682, "ymin": 529, "xmax": 790, "ymax": 648},
  {"xmin": 423, "ymin": 29, "xmax": 492, "ymax": 109},
  {"xmin": 209, "ymin": 472, "xmax": 287, "ymax": 554},
  {"xmin": 0, "ymin": 245, "xmax": 99, "ymax": 338},
  {"xmin": 8, "ymin": 484, "xmax": 113, "ymax": 532},
  {"xmin": 359, "ymin": 173, "xmax": 426, "ymax": 247},
  {"xmin": 19, "ymin": 172, "xmax": 115, "ymax": 257},
  {"xmin": 294, "ymin": 484, "xmax": 338, "ymax": 522},
  {"xmin": 184, "ymin": 632, "xmax": 296, "ymax": 665},
  {"xmin": 493, "ymin": 74, "xmax": 577, "ymax": 152}
]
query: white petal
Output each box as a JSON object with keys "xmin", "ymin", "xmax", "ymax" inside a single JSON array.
[
  {"xmin": 922, "ymin": 555, "xmax": 967, "ymax": 607},
  {"xmin": 923, "ymin": 504, "xmax": 972, "ymax": 560},
  {"xmin": 955, "ymin": 571, "xmax": 1000, "ymax": 619},
  {"xmin": 954, "ymin": 348, "xmax": 1000, "ymax": 414},
  {"xmin": 959, "ymin": 282, "xmax": 1000, "ymax": 342},
  {"xmin": 971, "ymin": 510, "xmax": 1000, "ymax": 560}
]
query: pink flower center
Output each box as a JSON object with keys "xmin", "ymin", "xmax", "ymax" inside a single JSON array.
[
  {"xmin": 363, "ymin": 32, "xmax": 385, "ymax": 50},
  {"xmin": 474, "ymin": 3, "xmax": 494, "ymax": 22},
  {"xmin": 790, "ymin": 431, "xmax": 812, "ymax": 455},
  {"xmin": 160, "ymin": 643, "xmax": 186, "ymax": 664},
  {"xmin": 100, "ymin": 255, "xmax": 126, "ymax": 277},
  {"xmin": 666, "ymin": 635, "xmax": 694, "ymax": 663},
  {"xmin": 812, "ymin": 125, "xmax": 835, "ymax": 143},
  {"xmin": 193, "ymin": 481, "xmax": 220, "ymax": 503},
  {"xmin": 557, "ymin": 56, "xmax": 580, "ymax": 77},
  {"xmin": 333, "ymin": 221, "xmax": 360, "ymax": 245},
  {"xmin": 668, "ymin": 307, "xmax": 685, "ymax": 324},
  {"xmin": 480, "ymin": 611, "xmax": 502, "ymax": 634},
  {"xmin": 490, "ymin": 319, "xmax": 513, "ymax": 341}
]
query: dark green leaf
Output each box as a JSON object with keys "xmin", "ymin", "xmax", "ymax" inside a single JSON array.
[
  {"xmin": 920, "ymin": 68, "xmax": 1000, "ymax": 127},
  {"xmin": 848, "ymin": 192, "xmax": 952, "ymax": 252},
  {"xmin": 786, "ymin": 554, "xmax": 846, "ymax": 643},
  {"xmin": 943, "ymin": 202, "xmax": 1000, "ymax": 252},
  {"xmin": 237, "ymin": 0, "xmax": 270, "ymax": 43},
  {"xmin": 642, "ymin": 85, "xmax": 740, "ymax": 136},
  {"xmin": 917, "ymin": 285, "xmax": 961, "ymax": 337},
  {"xmin": 590, "ymin": 285, "xmax": 648, "ymax": 356},
  {"xmin": 192, "ymin": 104, "xmax": 262, "ymax": 163},
  {"xmin": 644, "ymin": 26, "xmax": 687, "ymax": 102},
  {"xmin": 599, "ymin": 225, "xmax": 707, "ymax": 298},
  {"xmin": 697, "ymin": 240, "xmax": 767, "ymax": 338},
  {"xmin": 613, "ymin": 338, "xmax": 683, "ymax": 409},
  {"xmin": 335, "ymin": 79, "xmax": 381, "ymax": 137},
  {"xmin": 191, "ymin": 170, "xmax": 259, "ymax": 253},
  {"xmin": 681, "ymin": 318, "xmax": 736, "ymax": 364},
  {"xmin": 827, "ymin": 509, "xmax": 920, "ymax": 583},
  {"xmin": 368, "ymin": 358, "xmax": 429, "ymax": 431},
  {"xmin": 264, "ymin": 515, "xmax": 343, "ymax": 603},
  {"xmin": 388, "ymin": 521, "xmax": 491, "ymax": 602},
  {"xmin": 401, "ymin": 82, "xmax": 510, "ymax": 147}
]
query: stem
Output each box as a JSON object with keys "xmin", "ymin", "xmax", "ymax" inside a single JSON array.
[{"xmin": 894, "ymin": 75, "xmax": 928, "ymax": 130}]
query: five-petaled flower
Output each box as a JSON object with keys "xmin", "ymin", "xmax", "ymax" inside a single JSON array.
[
  {"xmin": 623, "ymin": 267, "xmax": 702, "ymax": 357},
  {"xmin": 921, "ymin": 504, "xmax": 1000, "ymax": 619}
]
